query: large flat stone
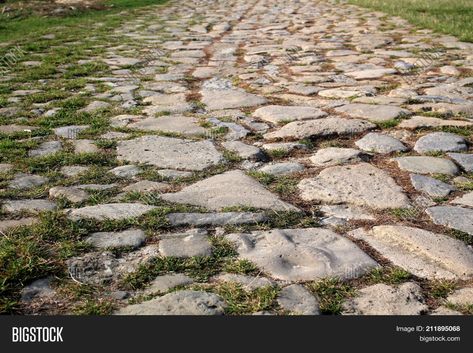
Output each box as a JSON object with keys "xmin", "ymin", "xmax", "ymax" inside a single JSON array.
[
  {"xmin": 343, "ymin": 283, "xmax": 427, "ymax": 315},
  {"xmin": 355, "ymin": 133, "xmax": 407, "ymax": 154},
  {"xmin": 65, "ymin": 203, "xmax": 156, "ymax": 221},
  {"xmin": 0, "ymin": 218, "xmax": 38, "ymax": 234},
  {"xmin": 452, "ymin": 192, "xmax": 473, "ymax": 207},
  {"xmin": 398, "ymin": 116, "xmax": 473, "ymax": 129},
  {"xmin": 264, "ymin": 118, "xmax": 375, "ymax": 140},
  {"xmin": 162, "ymin": 170, "xmax": 298, "ymax": 211},
  {"xmin": 252, "ymin": 105, "xmax": 327, "ymax": 124},
  {"xmin": 393, "ymin": 156, "xmax": 459, "ymax": 175},
  {"xmin": 298, "ymin": 163, "xmax": 409, "ymax": 209},
  {"xmin": 115, "ymin": 290, "xmax": 226, "ymax": 315},
  {"xmin": 309, "ymin": 147, "xmax": 364, "ymax": 167},
  {"xmin": 127, "ymin": 115, "xmax": 206, "ymax": 136},
  {"xmin": 410, "ymin": 174, "xmax": 455, "ymax": 198},
  {"xmin": 447, "ymin": 153, "xmax": 473, "ymax": 172},
  {"xmin": 225, "ymin": 228, "xmax": 377, "ymax": 281},
  {"xmin": 201, "ymin": 89, "xmax": 266, "ymax": 110},
  {"xmin": 350, "ymin": 226, "xmax": 473, "ymax": 280},
  {"xmin": 3, "ymin": 199, "xmax": 57, "ymax": 213},
  {"xmin": 159, "ymin": 229, "xmax": 212, "ymax": 258},
  {"xmin": 144, "ymin": 274, "xmax": 194, "ymax": 295},
  {"xmin": 85, "ymin": 229, "xmax": 146, "ymax": 249},
  {"xmin": 277, "ymin": 284, "xmax": 320, "ymax": 315},
  {"xmin": 166, "ymin": 212, "xmax": 267, "ymax": 226},
  {"xmin": 426, "ymin": 206, "xmax": 473, "ymax": 235},
  {"xmin": 334, "ymin": 103, "xmax": 410, "ymax": 122},
  {"xmin": 117, "ymin": 136, "xmax": 223, "ymax": 171},
  {"xmin": 414, "ymin": 132, "xmax": 467, "ymax": 154}
]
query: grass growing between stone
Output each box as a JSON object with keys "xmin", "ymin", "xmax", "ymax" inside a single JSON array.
[{"xmin": 347, "ymin": 0, "xmax": 473, "ymax": 42}]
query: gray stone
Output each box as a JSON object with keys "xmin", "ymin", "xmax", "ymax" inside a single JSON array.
[
  {"xmin": 157, "ymin": 169, "xmax": 193, "ymax": 180},
  {"xmin": 0, "ymin": 217, "xmax": 38, "ymax": 234},
  {"xmin": 393, "ymin": 156, "xmax": 459, "ymax": 175},
  {"xmin": 253, "ymin": 105, "xmax": 327, "ymax": 124},
  {"xmin": 298, "ymin": 163, "xmax": 409, "ymax": 209},
  {"xmin": 201, "ymin": 89, "xmax": 267, "ymax": 110},
  {"xmin": 447, "ymin": 153, "xmax": 473, "ymax": 172},
  {"xmin": 399, "ymin": 116, "xmax": 473, "ymax": 129},
  {"xmin": 355, "ymin": 133, "xmax": 407, "ymax": 154},
  {"xmin": 264, "ymin": 118, "xmax": 375, "ymax": 140},
  {"xmin": 222, "ymin": 141, "xmax": 264, "ymax": 160},
  {"xmin": 85, "ymin": 229, "xmax": 146, "ymax": 249},
  {"xmin": 277, "ymin": 284, "xmax": 320, "ymax": 315},
  {"xmin": 72, "ymin": 139, "xmax": 99, "ymax": 154},
  {"xmin": 166, "ymin": 212, "xmax": 267, "ymax": 226},
  {"xmin": 110, "ymin": 114, "xmax": 141, "ymax": 128},
  {"xmin": 426, "ymin": 206, "xmax": 473, "ymax": 235},
  {"xmin": 410, "ymin": 174, "xmax": 455, "ymax": 197},
  {"xmin": 258, "ymin": 162, "xmax": 304, "ymax": 176},
  {"xmin": 226, "ymin": 228, "xmax": 377, "ymax": 281},
  {"xmin": 49, "ymin": 186, "xmax": 89, "ymax": 203},
  {"xmin": 109, "ymin": 165, "xmax": 142, "ymax": 178},
  {"xmin": 123, "ymin": 180, "xmax": 169, "ymax": 193},
  {"xmin": 28, "ymin": 141, "xmax": 62, "ymax": 157},
  {"xmin": 53, "ymin": 125, "xmax": 89, "ymax": 139},
  {"xmin": 309, "ymin": 147, "xmax": 364, "ymax": 167},
  {"xmin": 212, "ymin": 273, "xmax": 275, "ymax": 290},
  {"xmin": 144, "ymin": 274, "xmax": 194, "ymax": 294},
  {"xmin": 20, "ymin": 277, "xmax": 55, "ymax": 302},
  {"xmin": 159, "ymin": 229, "xmax": 211, "ymax": 257},
  {"xmin": 346, "ymin": 68, "xmax": 397, "ymax": 80},
  {"xmin": 447, "ymin": 287, "xmax": 473, "ymax": 306},
  {"xmin": 3, "ymin": 199, "xmax": 57, "ymax": 213},
  {"xmin": 350, "ymin": 226, "xmax": 473, "ymax": 280},
  {"xmin": 60, "ymin": 166, "xmax": 89, "ymax": 177},
  {"xmin": 452, "ymin": 192, "xmax": 473, "ymax": 207},
  {"xmin": 0, "ymin": 125, "xmax": 37, "ymax": 134},
  {"xmin": 143, "ymin": 94, "xmax": 192, "ymax": 115},
  {"xmin": 261, "ymin": 142, "xmax": 307, "ymax": 153},
  {"xmin": 65, "ymin": 203, "xmax": 156, "ymax": 221},
  {"xmin": 343, "ymin": 283, "xmax": 427, "ymax": 315},
  {"xmin": 162, "ymin": 170, "xmax": 298, "ymax": 211},
  {"xmin": 319, "ymin": 205, "xmax": 375, "ymax": 221},
  {"xmin": 9, "ymin": 173, "xmax": 48, "ymax": 189},
  {"xmin": 79, "ymin": 100, "xmax": 111, "ymax": 113},
  {"xmin": 127, "ymin": 115, "xmax": 206, "ymax": 136},
  {"xmin": 117, "ymin": 136, "xmax": 223, "ymax": 171},
  {"xmin": 334, "ymin": 104, "xmax": 410, "ymax": 122},
  {"xmin": 414, "ymin": 132, "xmax": 467, "ymax": 154},
  {"xmin": 115, "ymin": 290, "xmax": 226, "ymax": 315}
]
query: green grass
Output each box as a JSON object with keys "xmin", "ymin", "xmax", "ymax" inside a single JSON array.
[
  {"xmin": 0, "ymin": 0, "xmax": 169, "ymax": 42},
  {"xmin": 308, "ymin": 278, "xmax": 355, "ymax": 315},
  {"xmin": 347, "ymin": 0, "xmax": 473, "ymax": 42}
]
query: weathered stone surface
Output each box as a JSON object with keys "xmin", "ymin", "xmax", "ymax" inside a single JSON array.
[
  {"xmin": 166, "ymin": 212, "xmax": 267, "ymax": 226},
  {"xmin": 60, "ymin": 166, "xmax": 89, "ymax": 177},
  {"xmin": 212, "ymin": 273, "xmax": 275, "ymax": 290},
  {"xmin": 144, "ymin": 274, "xmax": 194, "ymax": 294},
  {"xmin": 264, "ymin": 118, "xmax": 375, "ymax": 140},
  {"xmin": 452, "ymin": 192, "xmax": 473, "ymax": 207},
  {"xmin": 393, "ymin": 156, "xmax": 459, "ymax": 175},
  {"xmin": 66, "ymin": 203, "xmax": 156, "ymax": 221},
  {"xmin": 399, "ymin": 116, "xmax": 473, "ymax": 129},
  {"xmin": 355, "ymin": 133, "xmax": 407, "ymax": 154},
  {"xmin": 343, "ymin": 283, "xmax": 428, "ymax": 315},
  {"xmin": 3, "ymin": 199, "xmax": 57, "ymax": 213},
  {"xmin": 426, "ymin": 206, "xmax": 473, "ymax": 235},
  {"xmin": 346, "ymin": 68, "xmax": 397, "ymax": 80},
  {"xmin": 79, "ymin": 100, "xmax": 111, "ymax": 113},
  {"xmin": 298, "ymin": 163, "xmax": 409, "ymax": 209},
  {"xmin": 277, "ymin": 284, "xmax": 320, "ymax": 315},
  {"xmin": 447, "ymin": 287, "xmax": 473, "ymax": 306},
  {"xmin": 53, "ymin": 125, "xmax": 89, "ymax": 139},
  {"xmin": 20, "ymin": 277, "xmax": 55, "ymax": 302},
  {"xmin": 0, "ymin": 125, "xmax": 37, "ymax": 134},
  {"xmin": 157, "ymin": 169, "xmax": 193, "ymax": 180},
  {"xmin": 143, "ymin": 94, "xmax": 192, "ymax": 115},
  {"xmin": 335, "ymin": 103, "xmax": 410, "ymax": 122},
  {"xmin": 447, "ymin": 153, "xmax": 473, "ymax": 172},
  {"xmin": 319, "ymin": 205, "xmax": 375, "ymax": 221},
  {"xmin": 115, "ymin": 290, "xmax": 226, "ymax": 315},
  {"xmin": 29, "ymin": 141, "xmax": 62, "ymax": 157},
  {"xmin": 9, "ymin": 173, "xmax": 48, "ymax": 189},
  {"xmin": 159, "ymin": 229, "xmax": 212, "ymax": 257},
  {"xmin": 122, "ymin": 180, "xmax": 169, "ymax": 193},
  {"xmin": 253, "ymin": 105, "xmax": 326, "ymax": 124},
  {"xmin": 350, "ymin": 226, "xmax": 473, "ymax": 280},
  {"xmin": 261, "ymin": 142, "xmax": 307, "ymax": 153},
  {"xmin": 222, "ymin": 141, "xmax": 264, "ymax": 160},
  {"xmin": 258, "ymin": 162, "xmax": 304, "ymax": 176},
  {"xmin": 127, "ymin": 115, "xmax": 206, "ymax": 136},
  {"xmin": 0, "ymin": 217, "xmax": 38, "ymax": 234},
  {"xmin": 85, "ymin": 229, "xmax": 146, "ymax": 249},
  {"xmin": 410, "ymin": 174, "xmax": 455, "ymax": 197},
  {"xmin": 49, "ymin": 186, "xmax": 89, "ymax": 203},
  {"xmin": 162, "ymin": 170, "xmax": 298, "ymax": 211},
  {"xmin": 309, "ymin": 147, "xmax": 364, "ymax": 167},
  {"xmin": 109, "ymin": 165, "xmax": 142, "ymax": 178},
  {"xmin": 72, "ymin": 139, "xmax": 99, "ymax": 154},
  {"xmin": 226, "ymin": 228, "xmax": 377, "ymax": 281},
  {"xmin": 117, "ymin": 136, "xmax": 223, "ymax": 171},
  {"xmin": 414, "ymin": 132, "xmax": 467, "ymax": 153},
  {"xmin": 201, "ymin": 89, "xmax": 266, "ymax": 110}
]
